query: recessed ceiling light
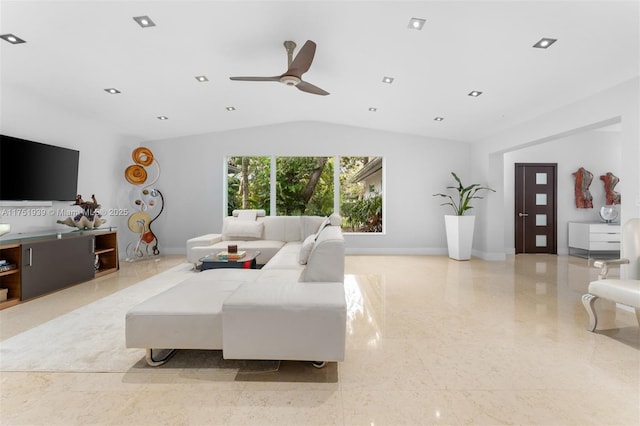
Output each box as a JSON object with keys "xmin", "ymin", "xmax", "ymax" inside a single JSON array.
[
  {"xmin": 195, "ymin": 76, "xmax": 209, "ymax": 82},
  {"xmin": 104, "ymin": 88, "xmax": 121, "ymax": 94},
  {"xmin": 382, "ymin": 77, "xmax": 394, "ymax": 84},
  {"xmin": 369, "ymin": 107, "xmax": 377, "ymax": 112},
  {"xmin": 408, "ymin": 18, "xmax": 426, "ymax": 30},
  {"xmin": 226, "ymin": 106, "xmax": 236, "ymax": 111},
  {"xmin": 533, "ymin": 38, "xmax": 557, "ymax": 49},
  {"xmin": 434, "ymin": 117, "xmax": 444, "ymax": 121},
  {"xmin": 468, "ymin": 90, "xmax": 483, "ymax": 97},
  {"xmin": 0, "ymin": 33, "xmax": 26, "ymax": 44},
  {"xmin": 157, "ymin": 116, "xmax": 168, "ymax": 120},
  {"xmin": 133, "ymin": 16, "xmax": 156, "ymax": 28}
]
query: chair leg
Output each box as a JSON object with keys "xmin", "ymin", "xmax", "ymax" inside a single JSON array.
[{"xmin": 582, "ymin": 293, "xmax": 599, "ymax": 332}]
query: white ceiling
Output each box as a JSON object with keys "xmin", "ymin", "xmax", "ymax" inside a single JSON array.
[{"xmin": 1, "ymin": 1, "xmax": 638, "ymax": 143}]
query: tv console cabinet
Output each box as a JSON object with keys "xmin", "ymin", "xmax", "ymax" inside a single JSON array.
[{"xmin": 0, "ymin": 229, "xmax": 118, "ymax": 310}]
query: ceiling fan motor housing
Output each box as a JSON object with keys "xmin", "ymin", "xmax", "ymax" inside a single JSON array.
[{"xmin": 280, "ymin": 75, "xmax": 301, "ymax": 86}]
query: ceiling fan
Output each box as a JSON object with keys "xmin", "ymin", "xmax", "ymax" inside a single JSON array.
[{"xmin": 229, "ymin": 40, "xmax": 329, "ymax": 96}]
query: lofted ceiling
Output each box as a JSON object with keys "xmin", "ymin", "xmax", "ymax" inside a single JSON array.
[{"xmin": 0, "ymin": 1, "xmax": 638, "ymax": 144}]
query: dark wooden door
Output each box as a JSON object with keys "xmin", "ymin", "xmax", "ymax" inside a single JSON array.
[{"xmin": 515, "ymin": 163, "xmax": 557, "ymax": 254}]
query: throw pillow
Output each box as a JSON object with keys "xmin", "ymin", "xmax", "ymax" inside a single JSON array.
[
  {"xmin": 298, "ymin": 234, "xmax": 315, "ymax": 265},
  {"xmin": 314, "ymin": 217, "xmax": 331, "ymax": 240},
  {"xmin": 222, "ymin": 220, "xmax": 264, "ymax": 240}
]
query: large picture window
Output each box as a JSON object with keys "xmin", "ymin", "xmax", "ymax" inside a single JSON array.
[
  {"xmin": 226, "ymin": 156, "xmax": 383, "ymax": 233},
  {"xmin": 276, "ymin": 157, "xmax": 334, "ymax": 216},
  {"xmin": 340, "ymin": 157, "xmax": 383, "ymax": 232},
  {"xmin": 227, "ymin": 156, "xmax": 270, "ymax": 215}
]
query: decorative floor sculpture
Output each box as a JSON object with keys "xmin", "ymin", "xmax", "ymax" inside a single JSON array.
[{"xmin": 124, "ymin": 147, "xmax": 164, "ymax": 260}]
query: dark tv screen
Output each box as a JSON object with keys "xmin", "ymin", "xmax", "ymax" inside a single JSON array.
[{"xmin": 0, "ymin": 134, "xmax": 79, "ymax": 201}]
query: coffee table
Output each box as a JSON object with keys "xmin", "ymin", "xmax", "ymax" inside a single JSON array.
[{"xmin": 199, "ymin": 250, "xmax": 260, "ymax": 271}]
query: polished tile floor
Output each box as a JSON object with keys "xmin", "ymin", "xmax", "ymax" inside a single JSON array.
[{"xmin": 1, "ymin": 254, "xmax": 639, "ymax": 425}]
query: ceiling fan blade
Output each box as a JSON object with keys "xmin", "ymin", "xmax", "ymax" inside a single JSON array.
[
  {"xmin": 296, "ymin": 80, "xmax": 329, "ymax": 96},
  {"xmin": 229, "ymin": 76, "xmax": 280, "ymax": 82},
  {"xmin": 286, "ymin": 40, "xmax": 316, "ymax": 78}
]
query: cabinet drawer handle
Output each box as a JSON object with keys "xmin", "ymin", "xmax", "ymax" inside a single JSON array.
[{"xmin": 27, "ymin": 248, "xmax": 32, "ymax": 267}]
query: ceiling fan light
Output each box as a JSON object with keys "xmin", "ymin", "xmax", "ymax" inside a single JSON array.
[{"xmin": 280, "ymin": 75, "xmax": 301, "ymax": 86}]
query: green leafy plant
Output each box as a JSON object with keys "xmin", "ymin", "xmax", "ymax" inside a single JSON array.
[
  {"xmin": 343, "ymin": 194, "xmax": 382, "ymax": 232},
  {"xmin": 433, "ymin": 172, "xmax": 495, "ymax": 216}
]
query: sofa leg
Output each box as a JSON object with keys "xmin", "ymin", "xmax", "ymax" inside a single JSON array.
[
  {"xmin": 145, "ymin": 348, "xmax": 176, "ymax": 367},
  {"xmin": 311, "ymin": 361, "xmax": 326, "ymax": 369},
  {"xmin": 582, "ymin": 293, "xmax": 599, "ymax": 332}
]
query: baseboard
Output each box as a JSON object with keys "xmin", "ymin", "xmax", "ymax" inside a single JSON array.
[
  {"xmin": 345, "ymin": 247, "xmax": 447, "ymax": 255},
  {"xmin": 471, "ymin": 249, "xmax": 507, "ymax": 261}
]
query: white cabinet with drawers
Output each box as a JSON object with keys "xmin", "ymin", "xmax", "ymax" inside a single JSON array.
[{"xmin": 568, "ymin": 222, "xmax": 621, "ymax": 258}]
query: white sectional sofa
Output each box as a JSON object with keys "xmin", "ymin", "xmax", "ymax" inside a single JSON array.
[
  {"xmin": 126, "ymin": 211, "xmax": 346, "ymax": 367},
  {"xmin": 187, "ymin": 209, "xmax": 331, "ymax": 266}
]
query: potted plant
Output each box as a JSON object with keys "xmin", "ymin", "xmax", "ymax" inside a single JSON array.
[{"xmin": 433, "ymin": 172, "xmax": 495, "ymax": 260}]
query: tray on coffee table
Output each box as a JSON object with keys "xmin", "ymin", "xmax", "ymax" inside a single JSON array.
[{"xmin": 199, "ymin": 250, "xmax": 260, "ymax": 271}]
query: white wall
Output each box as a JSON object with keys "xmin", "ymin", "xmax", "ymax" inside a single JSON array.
[
  {"xmin": 503, "ymin": 129, "xmax": 622, "ymax": 254},
  {"xmin": 472, "ymin": 77, "xmax": 640, "ymax": 260},
  {"xmin": 143, "ymin": 121, "xmax": 471, "ymax": 255},
  {"xmin": 0, "ymin": 87, "xmax": 139, "ymax": 255}
]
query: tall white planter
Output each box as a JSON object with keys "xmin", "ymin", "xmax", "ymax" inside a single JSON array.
[{"xmin": 444, "ymin": 215, "xmax": 475, "ymax": 260}]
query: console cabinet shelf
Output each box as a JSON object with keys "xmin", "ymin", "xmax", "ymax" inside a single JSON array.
[
  {"xmin": 94, "ymin": 231, "xmax": 119, "ymax": 278},
  {"xmin": 0, "ymin": 243, "xmax": 22, "ymax": 309},
  {"xmin": 0, "ymin": 229, "xmax": 118, "ymax": 310}
]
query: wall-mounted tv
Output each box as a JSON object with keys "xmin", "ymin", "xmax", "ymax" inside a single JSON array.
[{"xmin": 0, "ymin": 134, "xmax": 79, "ymax": 201}]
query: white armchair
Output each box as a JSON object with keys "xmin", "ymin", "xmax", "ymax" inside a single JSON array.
[{"xmin": 582, "ymin": 218, "xmax": 640, "ymax": 331}]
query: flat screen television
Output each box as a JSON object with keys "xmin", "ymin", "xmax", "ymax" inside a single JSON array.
[{"xmin": 0, "ymin": 134, "xmax": 79, "ymax": 201}]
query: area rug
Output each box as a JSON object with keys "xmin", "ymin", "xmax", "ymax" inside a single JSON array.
[{"xmin": 0, "ymin": 263, "xmax": 278, "ymax": 373}]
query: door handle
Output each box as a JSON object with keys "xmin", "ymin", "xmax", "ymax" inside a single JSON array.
[
  {"xmin": 27, "ymin": 248, "xmax": 33, "ymax": 267},
  {"xmin": 519, "ymin": 213, "xmax": 529, "ymax": 217}
]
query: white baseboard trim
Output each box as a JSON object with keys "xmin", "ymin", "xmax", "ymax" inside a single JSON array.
[
  {"xmin": 345, "ymin": 247, "xmax": 447, "ymax": 255},
  {"xmin": 472, "ymin": 249, "xmax": 507, "ymax": 261}
]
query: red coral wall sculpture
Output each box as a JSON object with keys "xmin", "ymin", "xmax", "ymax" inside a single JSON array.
[
  {"xmin": 572, "ymin": 167, "xmax": 593, "ymax": 209},
  {"xmin": 600, "ymin": 172, "xmax": 621, "ymax": 205}
]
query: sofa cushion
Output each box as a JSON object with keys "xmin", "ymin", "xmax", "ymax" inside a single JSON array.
[
  {"xmin": 222, "ymin": 281, "xmax": 347, "ymax": 361},
  {"xmin": 298, "ymin": 234, "xmax": 315, "ymax": 265},
  {"xmin": 125, "ymin": 271, "xmax": 255, "ymax": 350},
  {"xmin": 300, "ymin": 225, "xmax": 345, "ymax": 283},
  {"xmin": 262, "ymin": 216, "xmax": 301, "ymax": 242},
  {"xmin": 222, "ymin": 219, "xmax": 264, "ymax": 240},
  {"xmin": 262, "ymin": 242, "xmax": 305, "ymax": 271},
  {"xmin": 300, "ymin": 215, "xmax": 326, "ymax": 240}
]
